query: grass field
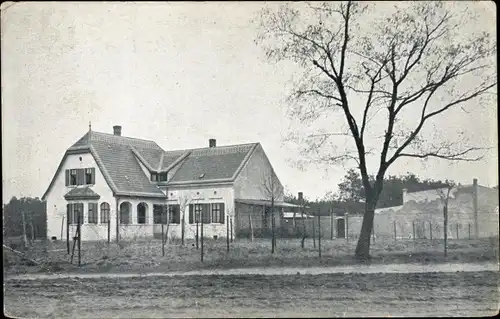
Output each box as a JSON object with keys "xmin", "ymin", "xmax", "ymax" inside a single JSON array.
[
  {"xmin": 4, "ymin": 271, "xmax": 499, "ymax": 317},
  {"xmin": 4, "ymin": 236, "xmax": 498, "ymax": 276}
]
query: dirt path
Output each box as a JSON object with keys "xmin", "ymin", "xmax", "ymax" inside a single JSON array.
[
  {"xmin": 4, "ymin": 270, "xmax": 499, "ymax": 318},
  {"xmin": 6, "ymin": 261, "xmax": 498, "ymax": 281}
]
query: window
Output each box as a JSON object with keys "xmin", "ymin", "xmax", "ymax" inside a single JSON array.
[
  {"xmin": 137, "ymin": 203, "xmax": 148, "ymax": 224},
  {"xmin": 169, "ymin": 205, "xmax": 180, "ymax": 224},
  {"xmin": 119, "ymin": 202, "xmax": 131, "ymax": 224},
  {"xmin": 211, "ymin": 203, "xmax": 225, "ymax": 224},
  {"xmin": 195, "ymin": 204, "xmax": 204, "ymax": 223},
  {"xmin": 153, "ymin": 204, "xmax": 165, "ymax": 224},
  {"xmin": 85, "ymin": 168, "xmax": 95, "ymax": 185},
  {"xmin": 189, "ymin": 203, "xmax": 225, "ymax": 224},
  {"xmin": 67, "ymin": 203, "xmax": 84, "ymax": 224},
  {"xmin": 151, "ymin": 173, "xmax": 158, "ymax": 182},
  {"xmin": 66, "ymin": 168, "xmax": 95, "ymax": 186},
  {"xmin": 159, "ymin": 173, "xmax": 168, "ymax": 182},
  {"xmin": 88, "ymin": 203, "xmax": 98, "ymax": 224},
  {"xmin": 100, "ymin": 202, "xmax": 110, "ymax": 223}
]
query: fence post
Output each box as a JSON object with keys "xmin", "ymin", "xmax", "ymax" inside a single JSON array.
[
  {"xmin": 107, "ymin": 219, "xmax": 110, "ymax": 247},
  {"xmin": 393, "ymin": 220, "xmax": 397, "ymax": 242},
  {"xmin": 249, "ymin": 214, "xmax": 254, "ymax": 242},
  {"xmin": 346, "ymin": 213, "xmax": 349, "ymax": 243},
  {"xmin": 196, "ymin": 211, "xmax": 199, "ymax": 250},
  {"xmin": 30, "ymin": 219, "xmax": 35, "ymax": 242},
  {"xmin": 429, "ymin": 221, "xmax": 433, "ymax": 240},
  {"xmin": 468, "ymin": 223, "xmax": 471, "ymax": 240},
  {"xmin": 21, "ymin": 211, "xmax": 27, "ymax": 247},
  {"xmin": 61, "ymin": 215, "xmax": 65, "ymax": 242},
  {"xmin": 201, "ymin": 213, "xmax": 204, "ymax": 262},
  {"xmin": 230, "ymin": 217, "xmax": 233, "ymax": 243},
  {"xmin": 456, "ymin": 224, "xmax": 459, "ymax": 240},
  {"xmin": 330, "ymin": 208, "xmax": 334, "ymax": 240},
  {"xmin": 161, "ymin": 222, "xmax": 165, "ymax": 257},
  {"xmin": 412, "ymin": 221, "xmax": 415, "ymax": 241},
  {"xmin": 271, "ymin": 214, "xmax": 275, "ymax": 254},
  {"xmin": 318, "ymin": 209, "xmax": 321, "ymax": 258},
  {"xmin": 78, "ymin": 215, "xmax": 81, "ymax": 267},
  {"xmin": 312, "ymin": 216, "xmax": 316, "ymax": 248}
]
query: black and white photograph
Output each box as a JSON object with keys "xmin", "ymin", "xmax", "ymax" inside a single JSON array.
[{"xmin": 2, "ymin": 1, "xmax": 498, "ymax": 317}]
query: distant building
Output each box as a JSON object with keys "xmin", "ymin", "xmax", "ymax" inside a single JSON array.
[{"xmin": 343, "ymin": 179, "xmax": 499, "ymax": 240}]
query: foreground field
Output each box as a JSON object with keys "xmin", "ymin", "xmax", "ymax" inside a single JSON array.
[
  {"xmin": 4, "ymin": 237, "xmax": 499, "ymax": 275},
  {"xmin": 4, "ymin": 271, "xmax": 499, "ymax": 318}
]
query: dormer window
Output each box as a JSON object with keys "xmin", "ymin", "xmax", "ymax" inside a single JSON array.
[
  {"xmin": 65, "ymin": 168, "xmax": 95, "ymax": 186},
  {"xmin": 151, "ymin": 173, "xmax": 158, "ymax": 182},
  {"xmin": 159, "ymin": 173, "xmax": 168, "ymax": 182}
]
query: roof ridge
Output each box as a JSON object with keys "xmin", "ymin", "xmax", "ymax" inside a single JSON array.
[
  {"xmin": 92, "ymin": 131, "xmax": 162, "ymax": 147},
  {"xmin": 163, "ymin": 142, "xmax": 258, "ymax": 154}
]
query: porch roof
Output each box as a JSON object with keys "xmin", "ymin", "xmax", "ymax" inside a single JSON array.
[
  {"xmin": 64, "ymin": 187, "xmax": 101, "ymax": 200},
  {"xmin": 235, "ymin": 198, "xmax": 306, "ymax": 208}
]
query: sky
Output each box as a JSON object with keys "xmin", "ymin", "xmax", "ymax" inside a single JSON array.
[{"xmin": 1, "ymin": 1, "xmax": 497, "ymax": 203}]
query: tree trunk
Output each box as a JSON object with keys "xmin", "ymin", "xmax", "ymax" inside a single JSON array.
[{"xmin": 354, "ymin": 199, "xmax": 377, "ymax": 260}]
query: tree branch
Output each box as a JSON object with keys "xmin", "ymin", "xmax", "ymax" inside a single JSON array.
[{"xmin": 399, "ymin": 146, "xmax": 486, "ymax": 162}]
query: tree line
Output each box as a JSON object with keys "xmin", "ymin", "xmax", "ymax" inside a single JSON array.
[{"xmin": 3, "ymin": 197, "xmax": 47, "ymax": 240}]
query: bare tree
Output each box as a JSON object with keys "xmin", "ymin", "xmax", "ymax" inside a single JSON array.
[
  {"xmin": 177, "ymin": 193, "xmax": 192, "ymax": 246},
  {"xmin": 255, "ymin": 1, "xmax": 495, "ymax": 259},
  {"xmin": 436, "ymin": 182, "xmax": 457, "ymax": 257},
  {"xmin": 261, "ymin": 171, "xmax": 284, "ymax": 252}
]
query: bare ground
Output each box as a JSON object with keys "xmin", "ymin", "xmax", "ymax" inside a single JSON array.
[
  {"xmin": 4, "ymin": 237, "xmax": 499, "ymax": 276},
  {"xmin": 4, "ymin": 271, "xmax": 500, "ymax": 318}
]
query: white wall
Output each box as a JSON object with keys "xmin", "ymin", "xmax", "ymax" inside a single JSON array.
[
  {"xmin": 44, "ymin": 152, "xmax": 116, "ymax": 241},
  {"xmin": 115, "ymin": 197, "xmax": 164, "ymax": 240},
  {"xmin": 160, "ymin": 185, "xmax": 235, "ymax": 240},
  {"xmin": 233, "ymin": 144, "xmax": 284, "ymax": 201}
]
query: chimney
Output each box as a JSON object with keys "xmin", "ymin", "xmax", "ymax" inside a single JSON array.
[
  {"xmin": 209, "ymin": 138, "xmax": 216, "ymax": 148},
  {"xmin": 113, "ymin": 125, "xmax": 122, "ymax": 136},
  {"xmin": 402, "ymin": 188, "xmax": 408, "ymax": 204},
  {"xmin": 298, "ymin": 192, "xmax": 303, "ymax": 202}
]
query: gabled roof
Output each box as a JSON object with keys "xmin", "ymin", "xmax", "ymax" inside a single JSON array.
[
  {"xmin": 42, "ymin": 129, "xmax": 261, "ymax": 200},
  {"xmin": 64, "ymin": 187, "xmax": 101, "ymax": 200},
  {"xmin": 166, "ymin": 143, "xmax": 258, "ymax": 185}
]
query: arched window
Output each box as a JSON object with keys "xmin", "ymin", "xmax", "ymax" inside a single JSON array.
[
  {"xmin": 100, "ymin": 202, "xmax": 110, "ymax": 224},
  {"xmin": 137, "ymin": 202, "xmax": 148, "ymax": 224},
  {"xmin": 120, "ymin": 202, "xmax": 131, "ymax": 224}
]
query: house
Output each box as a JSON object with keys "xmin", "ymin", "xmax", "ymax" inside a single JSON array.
[
  {"xmin": 41, "ymin": 125, "xmax": 301, "ymax": 242},
  {"xmin": 344, "ymin": 179, "xmax": 499, "ymax": 240}
]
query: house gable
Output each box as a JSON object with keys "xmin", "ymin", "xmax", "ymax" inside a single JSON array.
[{"xmin": 233, "ymin": 143, "xmax": 284, "ymax": 201}]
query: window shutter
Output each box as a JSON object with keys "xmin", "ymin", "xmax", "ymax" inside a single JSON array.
[
  {"xmin": 189, "ymin": 204, "xmax": 193, "ymax": 224},
  {"xmin": 65, "ymin": 170, "xmax": 69, "ymax": 186},
  {"xmin": 220, "ymin": 203, "xmax": 225, "ymax": 224},
  {"xmin": 91, "ymin": 168, "xmax": 96, "ymax": 184},
  {"xmin": 94, "ymin": 203, "xmax": 98, "ymax": 223}
]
